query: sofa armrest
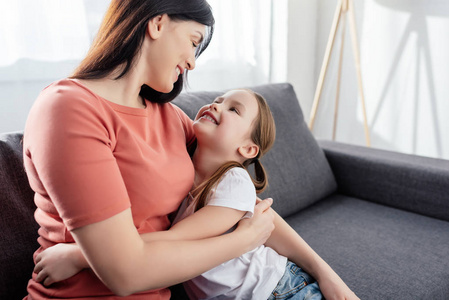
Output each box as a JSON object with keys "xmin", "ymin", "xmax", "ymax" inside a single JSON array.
[{"xmin": 318, "ymin": 140, "xmax": 449, "ymax": 222}]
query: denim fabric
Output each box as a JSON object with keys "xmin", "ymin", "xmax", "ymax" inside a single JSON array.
[{"xmin": 268, "ymin": 261, "xmax": 323, "ymax": 300}]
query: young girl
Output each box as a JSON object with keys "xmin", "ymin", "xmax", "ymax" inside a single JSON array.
[{"xmin": 34, "ymin": 89, "xmax": 358, "ymax": 300}]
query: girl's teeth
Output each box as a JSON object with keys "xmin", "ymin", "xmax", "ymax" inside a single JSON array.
[{"xmin": 203, "ymin": 115, "xmax": 217, "ymax": 124}]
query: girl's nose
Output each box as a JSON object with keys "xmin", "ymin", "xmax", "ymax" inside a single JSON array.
[{"xmin": 210, "ymin": 103, "xmax": 220, "ymax": 112}]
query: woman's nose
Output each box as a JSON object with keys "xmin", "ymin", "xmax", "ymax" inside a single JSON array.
[{"xmin": 186, "ymin": 54, "xmax": 196, "ymax": 71}]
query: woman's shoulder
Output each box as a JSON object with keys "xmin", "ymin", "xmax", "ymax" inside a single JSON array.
[
  {"xmin": 40, "ymin": 78, "xmax": 101, "ymax": 104},
  {"xmin": 168, "ymin": 102, "xmax": 192, "ymax": 121},
  {"xmin": 32, "ymin": 78, "xmax": 111, "ymax": 118},
  {"xmin": 26, "ymin": 79, "xmax": 112, "ymax": 136},
  {"xmin": 164, "ymin": 102, "xmax": 195, "ymax": 146}
]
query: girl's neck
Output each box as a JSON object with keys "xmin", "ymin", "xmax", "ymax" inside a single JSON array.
[{"xmin": 192, "ymin": 146, "xmax": 232, "ymax": 189}]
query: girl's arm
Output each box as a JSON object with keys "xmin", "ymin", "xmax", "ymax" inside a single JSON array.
[
  {"xmin": 35, "ymin": 200, "xmax": 272, "ymax": 293},
  {"xmin": 142, "ymin": 204, "xmax": 248, "ymax": 242},
  {"xmin": 34, "ymin": 243, "xmax": 87, "ymax": 285},
  {"xmin": 264, "ymin": 208, "xmax": 359, "ymax": 300}
]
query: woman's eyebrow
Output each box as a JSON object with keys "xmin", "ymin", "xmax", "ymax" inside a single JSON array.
[{"xmin": 195, "ymin": 31, "xmax": 204, "ymax": 44}]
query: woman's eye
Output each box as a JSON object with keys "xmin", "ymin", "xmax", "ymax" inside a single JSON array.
[{"xmin": 192, "ymin": 42, "xmax": 198, "ymax": 48}]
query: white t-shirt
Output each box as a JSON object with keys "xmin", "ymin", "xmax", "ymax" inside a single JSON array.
[{"xmin": 172, "ymin": 167, "xmax": 287, "ymax": 300}]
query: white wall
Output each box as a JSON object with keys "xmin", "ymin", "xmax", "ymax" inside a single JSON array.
[
  {"xmin": 2, "ymin": 1, "xmax": 448, "ymax": 160},
  {"xmin": 287, "ymin": 0, "xmax": 449, "ymax": 160},
  {"xmin": 0, "ymin": 0, "xmax": 283, "ymax": 133}
]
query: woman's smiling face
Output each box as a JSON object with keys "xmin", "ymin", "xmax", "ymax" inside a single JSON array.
[{"xmin": 144, "ymin": 15, "xmax": 206, "ymax": 93}]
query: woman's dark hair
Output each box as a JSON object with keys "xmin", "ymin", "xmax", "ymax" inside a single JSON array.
[{"xmin": 70, "ymin": 0, "xmax": 214, "ymax": 103}]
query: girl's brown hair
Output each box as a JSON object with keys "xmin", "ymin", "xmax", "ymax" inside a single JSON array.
[
  {"xmin": 70, "ymin": 0, "xmax": 214, "ymax": 104},
  {"xmin": 191, "ymin": 90, "xmax": 276, "ymax": 211}
]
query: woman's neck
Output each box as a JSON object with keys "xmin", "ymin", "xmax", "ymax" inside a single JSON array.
[{"xmin": 76, "ymin": 67, "xmax": 145, "ymax": 109}]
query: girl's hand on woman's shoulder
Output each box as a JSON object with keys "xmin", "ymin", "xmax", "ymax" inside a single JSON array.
[{"xmin": 236, "ymin": 198, "xmax": 275, "ymax": 252}]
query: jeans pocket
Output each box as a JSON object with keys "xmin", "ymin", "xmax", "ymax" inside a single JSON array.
[{"xmin": 269, "ymin": 262, "xmax": 310, "ymax": 299}]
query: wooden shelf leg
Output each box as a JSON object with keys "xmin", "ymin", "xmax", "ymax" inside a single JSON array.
[
  {"xmin": 348, "ymin": 0, "xmax": 371, "ymax": 146},
  {"xmin": 309, "ymin": 0, "xmax": 343, "ymax": 131}
]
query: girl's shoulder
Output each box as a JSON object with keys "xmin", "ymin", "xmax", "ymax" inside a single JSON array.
[
  {"xmin": 209, "ymin": 167, "xmax": 256, "ymax": 212},
  {"xmin": 224, "ymin": 167, "xmax": 250, "ymax": 178},
  {"xmin": 219, "ymin": 167, "xmax": 253, "ymax": 189}
]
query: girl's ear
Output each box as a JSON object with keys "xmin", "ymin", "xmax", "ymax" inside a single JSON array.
[
  {"xmin": 238, "ymin": 144, "xmax": 259, "ymax": 159},
  {"xmin": 147, "ymin": 14, "xmax": 169, "ymax": 39}
]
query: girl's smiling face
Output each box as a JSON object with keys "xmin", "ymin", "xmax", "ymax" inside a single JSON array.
[{"xmin": 193, "ymin": 89, "xmax": 260, "ymax": 163}]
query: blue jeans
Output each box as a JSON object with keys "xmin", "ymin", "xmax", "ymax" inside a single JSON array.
[{"xmin": 268, "ymin": 261, "xmax": 323, "ymax": 300}]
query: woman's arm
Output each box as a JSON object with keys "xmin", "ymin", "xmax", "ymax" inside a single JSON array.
[
  {"xmin": 264, "ymin": 208, "xmax": 359, "ymax": 300},
  {"xmin": 70, "ymin": 200, "xmax": 274, "ymax": 296},
  {"xmin": 34, "ymin": 202, "xmax": 256, "ymax": 286}
]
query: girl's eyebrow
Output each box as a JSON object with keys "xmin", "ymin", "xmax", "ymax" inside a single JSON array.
[
  {"xmin": 213, "ymin": 96, "xmax": 224, "ymax": 103},
  {"xmin": 228, "ymin": 99, "xmax": 246, "ymax": 113},
  {"xmin": 213, "ymin": 96, "xmax": 246, "ymax": 113}
]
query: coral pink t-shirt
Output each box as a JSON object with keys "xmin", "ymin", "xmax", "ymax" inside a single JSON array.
[{"xmin": 23, "ymin": 79, "xmax": 195, "ymax": 299}]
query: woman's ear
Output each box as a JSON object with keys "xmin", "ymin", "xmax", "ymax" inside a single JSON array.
[
  {"xmin": 147, "ymin": 14, "xmax": 169, "ymax": 39},
  {"xmin": 238, "ymin": 144, "xmax": 259, "ymax": 159}
]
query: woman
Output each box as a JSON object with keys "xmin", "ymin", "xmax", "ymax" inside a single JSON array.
[{"xmin": 23, "ymin": 0, "xmax": 275, "ymax": 299}]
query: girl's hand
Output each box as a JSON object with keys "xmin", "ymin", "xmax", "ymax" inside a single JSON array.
[
  {"xmin": 318, "ymin": 274, "xmax": 360, "ymax": 300},
  {"xmin": 236, "ymin": 198, "xmax": 275, "ymax": 251},
  {"xmin": 34, "ymin": 243, "xmax": 86, "ymax": 286}
]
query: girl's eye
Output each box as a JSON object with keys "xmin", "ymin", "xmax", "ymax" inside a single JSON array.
[
  {"xmin": 192, "ymin": 42, "xmax": 198, "ymax": 48},
  {"xmin": 230, "ymin": 107, "xmax": 239, "ymax": 114}
]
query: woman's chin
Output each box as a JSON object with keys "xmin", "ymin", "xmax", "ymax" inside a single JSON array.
[{"xmin": 151, "ymin": 84, "xmax": 174, "ymax": 94}]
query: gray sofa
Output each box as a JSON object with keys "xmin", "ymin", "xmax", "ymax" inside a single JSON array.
[{"xmin": 1, "ymin": 83, "xmax": 448, "ymax": 299}]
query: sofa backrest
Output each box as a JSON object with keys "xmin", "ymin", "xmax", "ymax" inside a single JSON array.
[
  {"xmin": 0, "ymin": 132, "xmax": 39, "ymax": 299},
  {"xmin": 0, "ymin": 83, "xmax": 336, "ymax": 298},
  {"xmin": 173, "ymin": 83, "xmax": 337, "ymax": 218}
]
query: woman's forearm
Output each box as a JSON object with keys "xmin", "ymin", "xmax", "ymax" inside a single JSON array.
[
  {"xmin": 72, "ymin": 201, "xmax": 274, "ymax": 296},
  {"xmin": 137, "ymin": 230, "xmax": 253, "ymax": 291}
]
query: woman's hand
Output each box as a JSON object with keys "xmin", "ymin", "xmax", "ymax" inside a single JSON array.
[
  {"xmin": 318, "ymin": 273, "xmax": 360, "ymax": 300},
  {"xmin": 236, "ymin": 198, "xmax": 275, "ymax": 251},
  {"xmin": 34, "ymin": 243, "xmax": 87, "ymax": 286}
]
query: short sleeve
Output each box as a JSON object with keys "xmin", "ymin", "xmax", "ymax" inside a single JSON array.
[
  {"xmin": 24, "ymin": 82, "xmax": 130, "ymax": 231},
  {"xmin": 207, "ymin": 168, "xmax": 256, "ymax": 218}
]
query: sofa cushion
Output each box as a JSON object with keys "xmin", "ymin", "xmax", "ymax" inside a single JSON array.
[
  {"xmin": 173, "ymin": 83, "xmax": 337, "ymax": 218},
  {"xmin": 0, "ymin": 132, "xmax": 39, "ymax": 299},
  {"xmin": 286, "ymin": 194, "xmax": 449, "ymax": 299}
]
